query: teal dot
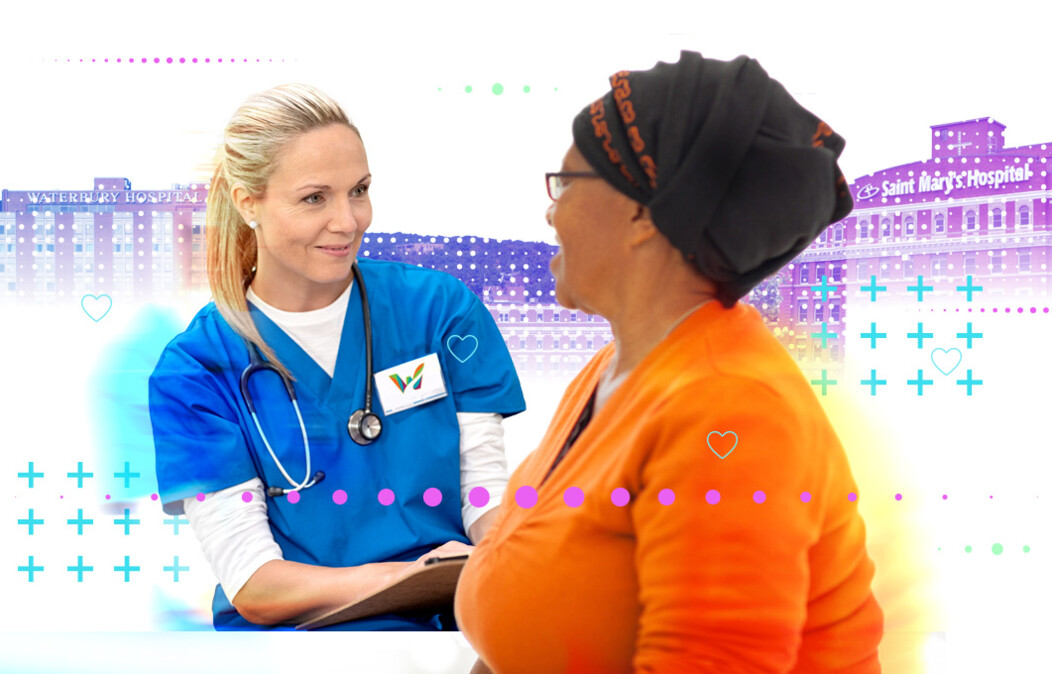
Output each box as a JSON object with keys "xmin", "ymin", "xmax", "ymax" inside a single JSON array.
[
  {"xmin": 992, "ymin": 543, "xmax": 1003, "ymax": 555},
  {"xmin": 438, "ymin": 87, "xmax": 442, "ymax": 92},
  {"xmin": 965, "ymin": 545, "xmax": 972, "ymax": 553},
  {"xmin": 465, "ymin": 85, "xmax": 473, "ymax": 93},
  {"xmin": 523, "ymin": 85, "xmax": 531, "ymax": 93},
  {"xmin": 937, "ymin": 547, "xmax": 941, "ymax": 551},
  {"xmin": 1024, "ymin": 545, "xmax": 1031, "ymax": 553},
  {"xmin": 492, "ymin": 83, "xmax": 503, "ymax": 95}
]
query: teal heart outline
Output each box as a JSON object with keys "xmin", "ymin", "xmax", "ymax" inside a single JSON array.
[
  {"xmin": 707, "ymin": 430, "xmax": 738, "ymax": 459},
  {"xmin": 446, "ymin": 334, "xmax": 479, "ymax": 363},
  {"xmin": 930, "ymin": 347, "xmax": 962, "ymax": 376},
  {"xmin": 81, "ymin": 293, "xmax": 113, "ymax": 322}
]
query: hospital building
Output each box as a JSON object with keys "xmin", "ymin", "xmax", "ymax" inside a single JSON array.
[{"xmin": 780, "ymin": 118, "xmax": 1051, "ymax": 365}]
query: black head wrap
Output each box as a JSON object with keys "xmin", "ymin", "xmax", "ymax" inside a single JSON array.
[{"xmin": 571, "ymin": 50, "xmax": 852, "ymax": 307}]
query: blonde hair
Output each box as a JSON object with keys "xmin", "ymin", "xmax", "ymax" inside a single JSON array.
[{"xmin": 206, "ymin": 83, "xmax": 360, "ymax": 379}]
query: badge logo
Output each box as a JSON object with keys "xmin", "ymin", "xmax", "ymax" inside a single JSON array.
[{"xmin": 389, "ymin": 363, "xmax": 425, "ymax": 393}]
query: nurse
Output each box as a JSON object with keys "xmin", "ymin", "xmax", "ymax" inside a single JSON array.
[{"xmin": 149, "ymin": 83, "xmax": 525, "ymax": 631}]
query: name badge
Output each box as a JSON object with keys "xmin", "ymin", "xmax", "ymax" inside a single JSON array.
[{"xmin": 374, "ymin": 353, "xmax": 448, "ymax": 416}]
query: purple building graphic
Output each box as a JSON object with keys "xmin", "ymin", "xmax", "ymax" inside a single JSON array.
[{"xmin": 780, "ymin": 118, "xmax": 1050, "ymax": 364}]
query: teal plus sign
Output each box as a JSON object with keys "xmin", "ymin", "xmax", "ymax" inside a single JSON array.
[
  {"xmin": 114, "ymin": 556, "xmax": 140, "ymax": 583},
  {"xmin": 957, "ymin": 275, "xmax": 983, "ymax": 301},
  {"xmin": 907, "ymin": 369, "xmax": 934, "ymax": 395},
  {"xmin": 810, "ymin": 322, "xmax": 838, "ymax": 348},
  {"xmin": 18, "ymin": 509, "xmax": 44, "ymax": 535},
  {"xmin": 810, "ymin": 370, "xmax": 837, "ymax": 396},
  {"xmin": 907, "ymin": 322, "xmax": 934, "ymax": 348},
  {"xmin": 67, "ymin": 462, "xmax": 93, "ymax": 488},
  {"xmin": 861, "ymin": 275, "xmax": 888, "ymax": 302},
  {"xmin": 114, "ymin": 462, "xmax": 140, "ymax": 489},
  {"xmin": 957, "ymin": 323, "xmax": 983, "ymax": 349},
  {"xmin": 906, "ymin": 275, "xmax": 934, "ymax": 302},
  {"xmin": 67, "ymin": 508, "xmax": 94, "ymax": 535},
  {"xmin": 860, "ymin": 370, "xmax": 887, "ymax": 396},
  {"xmin": 67, "ymin": 556, "xmax": 93, "ymax": 582},
  {"xmin": 860, "ymin": 322, "xmax": 887, "ymax": 349},
  {"xmin": 17, "ymin": 462, "xmax": 44, "ymax": 488},
  {"xmin": 164, "ymin": 556, "xmax": 190, "ymax": 582},
  {"xmin": 956, "ymin": 369, "xmax": 983, "ymax": 395},
  {"xmin": 113, "ymin": 508, "xmax": 140, "ymax": 536},
  {"xmin": 810, "ymin": 275, "xmax": 837, "ymax": 302},
  {"xmin": 164, "ymin": 515, "xmax": 189, "ymax": 535},
  {"xmin": 18, "ymin": 556, "xmax": 43, "ymax": 582}
]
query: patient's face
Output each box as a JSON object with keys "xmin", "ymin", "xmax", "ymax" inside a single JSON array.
[{"xmin": 547, "ymin": 145, "xmax": 631, "ymax": 314}]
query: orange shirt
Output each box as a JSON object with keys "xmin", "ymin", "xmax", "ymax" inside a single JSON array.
[{"xmin": 455, "ymin": 301, "xmax": 883, "ymax": 673}]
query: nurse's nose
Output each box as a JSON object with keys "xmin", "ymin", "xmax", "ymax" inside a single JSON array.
[
  {"xmin": 545, "ymin": 202, "xmax": 556, "ymax": 228},
  {"xmin": 331, "ymin": 198, "xmax": 360, "ymax": 235}
]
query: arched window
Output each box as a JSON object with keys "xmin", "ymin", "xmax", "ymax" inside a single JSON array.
[
  {"xmin": 934, "ymin": 213, "xmax": 945, "ymax": 234},
  {"xmin": 858, "ymin": 220, "xmax": 870, "ymax": 240},
  {"xmin": 905, "ymin": 217, "xmax": 915, "ymax": 236},
  {"xmin": 966, "ymin": 210, "xmax": 977, "ymax": 230},
  {"xmin": 992, "ymin": 208, "xmax": 1003, "ymax": 228},
  {"xmin": 1019, "ymin": 205, "xmax": 1031, "ymax": 227},
  {"xmin": 880, "ymin": 219, "xmax": 892, "ymax": 238}
]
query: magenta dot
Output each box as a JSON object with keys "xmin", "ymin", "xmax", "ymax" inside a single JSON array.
[
  {"xmin": 753, "ymin": 490, "xmax": 766, "ymax": 504},
  {"xmin": 848, "ymin": 492, "xmax": 857, "ymax": 502},
  {"xmin": 218, "ymin": 58, "xmax": 222, "ymax": 63},
  {"xmin": 989, "ymin": 495, "xmax": 994, "ymax": 499},
  {"xmin": 658, "ymin": 488, "xmax": 676, "ymax": 506},
  {"xmin": 1005, "ymin": 306, "xmax": 1011, "ymax": 313},
  {"xmin": 60, "ymin": 495, "xmax": 64, "ymax": 499},
  {"xmin": 153, "ymin": 57, "xmax": 160, "ymax": 63},
  {"xmin": 104, "ymin": 59, "xmax": 108, "ymax": 62},
  {"xmin": 423, "ymin": 488, "xmax": 442, "ymax": 507},
  {"xmin": 205, "ymin": 58, "xmax": 210, "ymax": 63},
  {"xmin": 980, "ymin": 308, "xmax": 985, "ymax": 312},
  {"xmin": 241, "ymin": 491, "xmax": 253, "ymax": 503},
  {"xmin": 515, "ymin": 486, "xmax": 538, "ymax": 509},
  {"xmin": 150, "ymin": 493, "xmax": 158, "ymax": 501},
  {"xmin": 992, "ymin": 308, "xmax": 997, "ymax": 313},
  {"xmin": 332, "ymin": 489, "xmax": 347, "ymax": 505},
  {"xmin": 468, "ymin": 487, "xmax": 490, "ymax": 508},
  {"xmin": 1031, "ymin": 308, "xmax": 1037, "ymax": 314},
  {"xmin": 968, "ymin": 308, "xmax": 972, "ymax": 312},
  {"xmin": 895, "ymin": 493, "xmax": 903, "ymax": 501},
  {"xmin": 705, "ymin": 489, "xmax": 721, "ymax": 505},
  {"xmin": 141, "ymin": 58, "xmax": 147, "ymax": 63},
  {"xmin": 287, "ymin": 491, "xmax": 300, "ymax": 504},
  {"xmin": 955, "ymin": 308, "xmax": 959, "ymax": 312},
  {"xmin": 1045, "ymin": 308, "xmax": 1050, "ymax": 313},
  {"xmin": 378, "ymin": 488, "xmax": 395, "ymax": 506},
  {"xmin": 1018, "ymin": 307, "xmax": 1024, "ymax": 313},
  {"xmin": 116, "ymin": 58, "xmax": 121, "ymax": 63},
  {"xmin": 105, "ymin": 494, "xmax": 111, "ymax": 500},
  {"xmin": 179, "ymin": 57, "xmax": 185, "ymax": 63},
  {"xmin": 192, "ymin": 58, "xmax": 197, "ymax": 63},
  {"xmin": 195, "ymin": 492, "xmax": 205, "ymax": 502},
  {"xmin": 563, "ymin": 487, "xmax": 584, "ymax": 508},
  {"xmin": 800, "ymin": 491, "xmax": 812, "ymax": 503},
  {"xmin": 611, "ymin": 488, "xmax": 630, "ymax": 507}
]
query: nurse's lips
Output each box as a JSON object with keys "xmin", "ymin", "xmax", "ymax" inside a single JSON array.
[{"xmin": 317, "ymin": 244, "xmax": 351, "ymax": 258}]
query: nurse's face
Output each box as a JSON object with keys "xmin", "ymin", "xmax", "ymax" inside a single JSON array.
[
  {"xmin": 250, "ymin": 123, "xmax": 372, "ymax": 310},
  {"xmin": 546, "ymin": 144, "xmax": 634, "ymax": 314}
]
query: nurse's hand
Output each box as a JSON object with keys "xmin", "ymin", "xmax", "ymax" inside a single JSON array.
[{"xmin": 398, "ymin": 540, "xmax": 475, "ymax": 580}]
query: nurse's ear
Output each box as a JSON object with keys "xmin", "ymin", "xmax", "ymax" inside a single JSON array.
[{"xmin": 230, "ymin": 182, "xmax": 260, "ymax": 228}]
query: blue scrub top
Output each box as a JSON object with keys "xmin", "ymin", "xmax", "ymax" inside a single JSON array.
[{"xmin": 149, "ymin": 259, "xmax": 526, "ymax": 630}]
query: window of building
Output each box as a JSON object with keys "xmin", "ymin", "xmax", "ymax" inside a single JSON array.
[
  {"xmin": 905, "ymin": 217, "xmax": 915, "ymax": 237},
  {"xmin": 966, "ymin": 210, "xmax": 977, "ymax": 230},
  {"xmin": 830, "ymin": 303, "xmax": 841, "ymax": 323},
  {"xmin": 964, "ymin": 253, "xmax": 976, "ymax": 275},
  {"xmin": 858, "ymin": 221, "xmax": 869, "ymax": 240},
  {"xmin": 880, "ymin": 262, "xmax": 891, "ymax": 279},
  {"xmin": 830, "ymin": 344, "xmax": 840, "ymax": 361},
  {"xmin": 880, "ymin": 219, "xmax": 892, "ymax": 238},
  {"xmin": 856, "ymin": 261, "xmax": 868, "ymax": 282},
  {"xmin": 1019, "ymin": 205, "xmax": 1031, "ymax": 227},
  {"xmin": 991, "ymin": 250, "xmax": 1004, "ymax": 274},
  {"xmin": 831, "ymin": 265, "xmax": 842, "ymax": 282},
  {"xmin": 797, "ymin": 301, "xmax": 808, "ymax": 323},
  {"xmin": 992, "ymin": 208, "xmax": 1003, "ymax": 228},
  {"xmin": 904, "ymin": 258, "xmax": 914, "ymax": 278},
  {"xmin": 814, "ymin": 303, "xmax": 824, "ymax": 323},
  {"xmin": 800, "ymin": 265, "xmax": 809, "ymax": 284},
  {"xmin": 1019, "ymin": 248, "xmax": 1031, "ymax": 272},
  {"xmin": 818, "ymin": 230, "xmax": 828, "ymax": 244},
  {"xmin": 834, "ymin": 225, "xmax": 843, "ymax": 243},
  {"xmin": 935, "ymin": 213, "xmax": 945, "ymax": 234},
  {"xmin": 932, "ymin": 254, "xmax": 946, "ymax": 277}
]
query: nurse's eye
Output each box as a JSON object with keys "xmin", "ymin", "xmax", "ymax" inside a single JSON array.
[
  {"xmin": 304, "ymin": 193, "xmax": 324, "ymax": 205},
  {"xmin": 352, "ymin": 184, "xmax": 369, "ymax": 197}
]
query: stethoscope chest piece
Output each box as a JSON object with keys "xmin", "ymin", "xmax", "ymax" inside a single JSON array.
[{"xmin": 348, "ymin": 408, "xmax": 383, "ymax": 444}]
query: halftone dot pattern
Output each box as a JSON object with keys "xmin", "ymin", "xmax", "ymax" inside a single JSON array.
[
  {"xmin": 563, "ymin": 487, "xmax": 584, "ymax": 508},
  {"xmin": 468, "ymin": 487, "xmax": 490, "ymax": 509},
  {"xmin": 332, "ymin": 489, "xmax": 348, "ymax": 505},
  {"xmin": 895, "ymin": 493, "xmax": 903, "ymax": 501},
  {"xmin": 151, "ymin": 494, "xmax": 159, "ymax": 501},
  {"xmin": 515, "ymin": 486, "xmax": 538, "ymax": 509},
  {"xmin": 492, "ymin": 83, "xmax": 504, "ymax": 95},
  {"xmin": 992, "ymin": 543, "xmax": 1003, "ymax": 555},
  {"xmin": 241, "ymin": 491, "xmax": 253, "ymax": 503},
  {"xmin": 965, "ymin": 545, "xmax": 973, "ymax": 553},
  {"xmin": 378, "ymin": 488, "xmax": 395, "ymax": 506},
  {"xmin": 705, "ymin": 489, "xmax": 721, "ymax": 505},
  {"xmin": 195, "ymin": 493, "xmax": 205, "ymax": 502},
  {"xmin": 287, "ymin": 491, "xmax": 300, "ymax": 504},
  {"xmin": 753, "ymin": 490, "xmax": 766, "ymax": 504},
  {"xmin": 423, "ymin": 488, "xmax": 443, "ymax": 507},
  {"xmin": 658, "ymin": 489, "xmax": 676, "ymax": 506},
  {"xmin": 800, "ymin": 491, "xmax": 812, "ymax": 503},
  {"xmin": 848, "ymin": 492, "xmax": 858, "ymax": 502},
  {"xmin": 611, "ymin": 488, "xmax": 630, "ymax": 507}
]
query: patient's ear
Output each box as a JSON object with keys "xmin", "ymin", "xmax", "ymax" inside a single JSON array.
[{"xmin": 627, "ymin": 204, "xmax": 660, "ymax": 247}]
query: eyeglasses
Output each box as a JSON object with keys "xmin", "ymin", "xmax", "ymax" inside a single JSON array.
[{"xmin": 545, "ymin": 171, "xmax": 599, "ymax": 201}]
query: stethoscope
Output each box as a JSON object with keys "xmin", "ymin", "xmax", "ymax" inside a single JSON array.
[{"xmin": 239, "ymin": 263, "xmax": 383, "ymax": 498}]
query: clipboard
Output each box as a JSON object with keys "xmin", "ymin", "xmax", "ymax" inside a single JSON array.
[{"xmin": 296, "ymin": 555, "xmax": 470, "ymax": 630}]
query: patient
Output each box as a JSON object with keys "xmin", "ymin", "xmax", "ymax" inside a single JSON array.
[{"xmin": 455, "ymin": 51, "xmax": 883, "ymax": 673}]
